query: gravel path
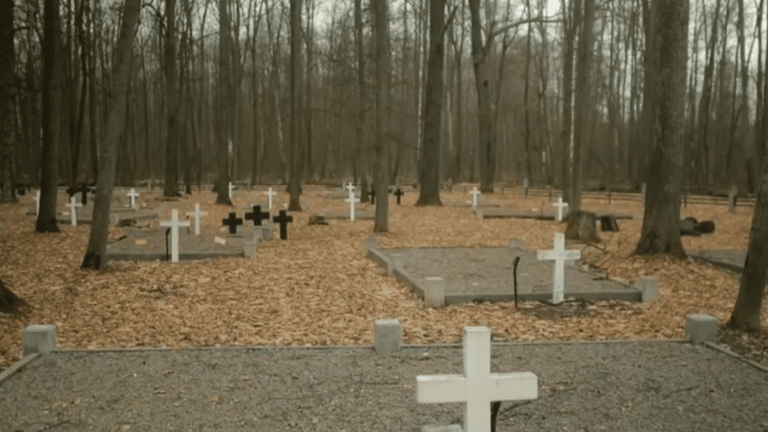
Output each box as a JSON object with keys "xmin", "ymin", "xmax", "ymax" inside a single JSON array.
[
  {"xmin": 1, "ymin": 342, "xmax": 767, "ymax": 431},
  {"xmin": 382, "ymin": 248, "xmax": 634, "ymax": 296}
]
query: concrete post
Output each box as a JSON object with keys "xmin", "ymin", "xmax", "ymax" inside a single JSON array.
[
  {"xmin": 22, "ymin": 325, "xmax": 56, "ymax": 356},
  {"xmin": 374, "ymin": 319, "xmax": 402, "ymax": 352},
  {"xmin": 423, "ymin": 277, "xmax": 446, "ymax": 308},
  {"xmin": 685, "ymin": 314, "xmax": 718, "ymax": 345},
  {"xmin": 639, "ymin": 276, "xmax": 660, "ymax": 303}
]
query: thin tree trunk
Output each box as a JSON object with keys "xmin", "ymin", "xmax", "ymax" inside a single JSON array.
[
  {"xmin": 164, "ymin": 0, "xmax": 180, "ymax": 197},
  {"xmin": 215, "ymin": 0, "xmax": 233, "ymax": 205},
  {"xmin": 469, "ymin": 0, "xmax": 495, "ymax": 192},
  {"xmin": 561, "ymin": 0, "xmax": 580, "ymax": 201},
  {"xmin": 288, "ymin": 0, "xmax": 303, "ymax": 211},
  {"xmin": 81, "ymin": 0, "xmax": 141, "ymax": 269},
  {"xmin": 0, "ymin": 0, "xmax": 16, "ymax": 203},
  {"xmin": 373, "ymin": 0, "xmax": 390, "ymax": 232}
]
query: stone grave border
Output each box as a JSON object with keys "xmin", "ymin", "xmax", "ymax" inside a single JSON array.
[
  {"xmin": 472, "ymin": 206, "xmax": 634, "ymax": 221},
  {"xmin": 689, "ymin": 250, "xmax": 746, "ymax": 274},
  {"xmin": 364, "ymin": 237, "xmax": 656, "ymax": 306}
]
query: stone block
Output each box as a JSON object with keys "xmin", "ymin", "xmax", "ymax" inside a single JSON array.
[
  {"xmin": 507, "ymin": 238, "xmax": 523, "ymax": 251},
  {"xmin": 639, "ymin": 276, "xmax": 659, "ymax": 303},
  {"xmin": 22, "ymin": 325, "xmax": 56, "ymax": 356},
  {"xmin": 388, "ymin": 254, "xmax": 403, "ymax": 276},
  {"xmin": 244, "ymin": 241, "xmax": 258, "ymax": 258},
  {"xmin": 685, "ymin": 314, "xmax": 718, "ymax": 345},
  {"xmin": 365, "ymin": 236, "xmax": 378, "ymax": 253},
  {"xmin": 423, "ymin": 277, "xmax": 445, "ymax": 308},
  {"xmin": 258, "ymin": 226, "xmax": 273, "ymax": 241},
  {"xmin": 374, "ymin": 319, "xmax": 401, "ymax": 352}
]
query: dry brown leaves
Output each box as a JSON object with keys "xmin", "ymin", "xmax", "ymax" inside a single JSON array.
[{"xmin": 0, "ymin": 188, "xmax": 766, "ymax": 370}]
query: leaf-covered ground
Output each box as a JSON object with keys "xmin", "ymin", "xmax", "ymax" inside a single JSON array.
[{"xmin": 0, "ymin": 187, "xmax": 765, "ymax": 370}]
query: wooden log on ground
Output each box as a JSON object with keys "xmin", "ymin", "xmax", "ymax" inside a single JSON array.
[
  {"xmin": 600, "ymin": 215, "xmax": 619, "ymax": 232},
  {"xmin": 565, "ymin": 211, "xmax": 600, "ymax": 242}
]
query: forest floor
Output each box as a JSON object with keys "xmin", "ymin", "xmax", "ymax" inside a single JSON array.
[{"xmin": 0, "ymin": 187, "xmax": 766, "ymax": 370}]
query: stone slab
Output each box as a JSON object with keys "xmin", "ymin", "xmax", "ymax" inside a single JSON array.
[
  {"xmin": 690, "ymin": 249, "xmax": 749, "ymax": 274},
  {"xmin": 315, "ymin": 209, "xmax": 375, "ymax": 220},
  {"xmin": 106, "ymin": 231, "xmax": 252, "ymax": 262},
  {"xmin": 475, "ymin": 207, "xmax": 633, "ymax": 221}
]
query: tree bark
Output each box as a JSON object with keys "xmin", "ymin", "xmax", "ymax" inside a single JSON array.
[
  {"xmin": 373, "ymin": 0, "xmax": 390, "ymax": 232},
  {"xmin": 288, "ymin": 0, "xmax": 303, "ymax": 211},
  {"xmin": 561, "ymin": 0, "xmax": 580, "ymax": 202},
  {"xmin": 416, "ymin": 0, "xmax": 445, "ymax": 206},
  {"xmin": 0, "ymin": 0, "xmax": 16, "ymax": 203},
  {"xmin": 81, "ymin": 0, "xmax": 141, "ymax": 269},
  {"xmin": 164, "ymin": 0, "xmax": 181, "ymax": 197},
  {"xmin": 37, "ymin": 0, "xmax": 64, "ymax": 233},
  {"xmin": 469, "ymin": 0, "xmax": 495, "ymax": 192},
  {"xmin": 634, "ymin": 0, "xmax": 689, "ymax": 257},
  {"xmin": 215, "ymin": 0, "xmax": 233, "ymax": 206}
]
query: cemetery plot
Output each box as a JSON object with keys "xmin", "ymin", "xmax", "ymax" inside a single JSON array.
[
  {"xmin": 2, "ymin": 341, "xmax": 767, "ymax": 431},
  {"xmin": 106, "ymin": 228, "xmax": 255, "ymax": 261},
  {"xmin": 473, "ymin": 206, "xmax": 633, "ymax": 221},
  {"xmin": 375, "ymin": 247, "xmax": 641, "ymax": 304},
  {"xmin": 690, "ymin": 249, "xmax": 750, "ymax": 274},
  {"xmin": 314, "ymin": 208, "xmax": 375, "ymax": 220}
]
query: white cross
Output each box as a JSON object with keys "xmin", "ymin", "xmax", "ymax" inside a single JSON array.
[
  {"xmin": 127, "ymin": 188, "xmax": 140, "ymax": 210},
  {"xmin": 185, "ymin": 203, "xmax": 207, "ymax": 235},
  {"xmin": 345, "ymin": 182, "xmax": 356, "ymax": 193},
  {"xmin": 345, "ymin": 189, "xmax": 360, "ymax": 221},
  {"xmin": 417, "ymin": 326, "xmax": 538, "ymax": 432},
  {"xmin": 265, "ymin": 187, "xmax": 278, "ymax": 210},
  {"xmin": 34, "ymin": 190, "xmax": 40, "ymax": 216},
  {"xmin": 470, "ymin": 187, "xmax": 481, "ymax": 208},
  {"xmin": 68, "ymin": 197, "xmax": 82, "ymax": 227},
  {"xmin": 537, "ymin": 232, "xmax": 581, "ymax": 304},
  {"xmin": 553, "ymin": 197, "xmax": 569, "ymax": 222},
  {"xmin": 160, "ymin": 209, "xmax": 190, "ymax": 263},
  {"xmin": 228, "ymin": 182, "xmax": 236, "ymax": 199}
]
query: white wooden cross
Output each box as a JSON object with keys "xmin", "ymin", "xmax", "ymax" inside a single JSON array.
[
  {"xmin": 417, "ymin": 326, "xmax": 538, "ymax": 432},
  {"xmin": 345, "ymin": 189, "xmax": 360, "ymax": 221},
  {"xmin": 265, "ymin": 187, "xmax": 278, "ymax": 210},
  {"xmin": 160, "ymin": 209, "xmax": 190, "ymax": 263},
  {"xmin": 186, "ymin": 203, "xmax": 207, "ymax": 235},
  {"xmin": 552, "ymin": 197, "xmax": 569, "ymax": 222},
  {"xmin": 345, "ymin": 182, "xmax": 356, "ymax": 194},
  {"xmin": 470, "ymin": 187, "xmax": 481, "ymax": 208},
  {"xmin": 34, "ymin": 190, "xmax": 40, "ymax": 216},
  {"xmin": 537, "ymin": 232, "xmax": 581, "ymax": 304},
  {"xmin": 68, "ymin": 197, "xmax": 82, "ymax": 227},
  {"xmin": 127, "ymin": 188, "xmax": 140, "ymax": 210},
  {"xmin": 228, "ymin": 182, "xmax": 236, "ymax": 200}
]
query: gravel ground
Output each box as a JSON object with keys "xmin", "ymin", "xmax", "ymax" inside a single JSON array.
[
  {"xmin": 382, "ymin": 248, "xmax": 634, "ymax": 296},
  {"xmin": 2, "ymin": 341, "xmax": 767, "ymax": 432}
]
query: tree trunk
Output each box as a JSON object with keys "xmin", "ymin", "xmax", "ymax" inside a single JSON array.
[
  {"xmin": 0, "ymin": 0, "xmax": 16, "ymax": 203},
  {"xmin": 354, "ymin": 0, "xmax": 366, "ymax": 199},
  {"xmin": 373, "ymin": 0, "xmax": 390, "ymax": 232},
  {"xmin": 561, "ymin": 0, "xmax": 580, "ymax": 202},
  {"xmin": 164, "ymin": 0, "xmax": 180, "ymax": 197},
  {"xmin": 635, "ymin": 0, "xmax": 689, "ymax": 256},
  {"xmin": 37, "ymin": 0, "xmax": 63, "ymax": 233},
  {"xmin": 565, "ymin": 211, "xmax": 599, "ymax": 243},
  {"xmin": 469, "ymin": 0, "xmax": 495, "ymax": 192},
  {"xmin": 215, "ymin": 0, "xmax": 233, "ymax": 206},
  {"xmin": 288, "ymin": 0, "xmax": 303, "ymax": 211},
  {"xmin": 416, "ymin": 0, "xmax": 445, "ymax": 206},
  {"xmin": 81, "ymin": 0, "xmax": 141, "ymax": 269}
]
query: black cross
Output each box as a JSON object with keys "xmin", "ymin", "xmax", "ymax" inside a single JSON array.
[
  {"xmin": 272, "ymin": 210, "xmax": 293, "ymax": 240},
  {"xmin": 222, "ymin": 212, "xmax": 243, "ymax": 234},
  {"xmin": 77, "ymin": 184, "xmax": 91, "ymax": 205},
  {"xmin": 66, "ymin": 185, "xmax": 78, "ymax": 201},
  {"xmin": 245, "ymin": 205, "xmax": 271, "ymax": 226},
  {"xmin": 369, "ymin": 188, "xmax": 376, "ymax": 205},
  {"xmin": 392, "ymin": 187, "xmax": 404, "ymax": 205}
]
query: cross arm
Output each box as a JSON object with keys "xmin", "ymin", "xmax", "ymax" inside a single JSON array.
[
  {"xmin": 486, "ymin": 372, "xmax": 538, "ymax": 401},
  {"xmin": 417, "ymin": 374, "xmax": 466, "ymax": 404}
]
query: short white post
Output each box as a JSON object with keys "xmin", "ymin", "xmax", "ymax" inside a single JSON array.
[
  {"xmin": 160, "ymin": 209, "xmax": 190, "ymax": 263},
  {"xmin": 127, "ymin": 188, "xmax": 140, "ymax": 210},
  {"xmin": 34, "ymin": 190, "xmax": 41, "ymax": 216},
  {"xmin": 228, "ymin": 182, "xmax": 236, "ymax": 199},
  {"xmin": 416, "ymin": 327, "xmax": 538, "ymax": 432},
  {"xmin": 346, "ymin": 188, "xmax": 360, "ymax": 221},
  {"xmin": 469, "ymin": 187, "xmax": 481, "ymax": 208},
  {"xmin": 68, "ymin": 197, "xmax": 82, "ymax": 227},
  {"xmin": 537, "ymin": 232, "xmax": 581, "ymax": 304},
  {"xmin": 186, "ymin": 203, "xmax": 208, "ymax": 235},
  {"xmin": 265, "ymin": 187, "xmax": 278, "ymax": 210},
  {"xmin": 553, "ymin": 197, "xmax": 569, "ymax": 222},
  {"xmin": 641, "ymin": 183, "xmax": 647, "ymax": 206}
]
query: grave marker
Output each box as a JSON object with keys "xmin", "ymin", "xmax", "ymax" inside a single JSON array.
[
  {"xmin": 66, "ymin": 185, "xmax": 78, "ymax": 201},
  {"xmin": 127, "ymin": 188, "xmax": 140, "ymax": 210},
  {"xmin": 537, "ymin": 232, "xmax": 581, "ymax": 304},
  {"xmin": 245, "ymin": 205, "xmax": 271, "ymax": 226},
  {"xmin": 469, "ymin": 187, "xmax": 481, "ymax": 208},
  {"xmin": 553, "ymin": 197, "xmax": 569, "ymax": 222},
  {"xmin": 417, "ymin": 327, "xmax": 538, "ymax": 432},
  {"xmin": 346, "ymin": 188, "xmax": 361, "ymax": 221},
  {"xmin": 77, "ymin": 184, "xmax": 91, "ymax": 205},
  {"xmin": 68, "ymin": 197, "xmax": 82, "ymax": 226},
  {"xmin": 392, "ymin": 187, "xmax": 404, "ymax": 205},
  {"xmin": 222, "ymin": 212, "xmax": 243, "ymax": 235},
  {"xmin": 34, "ymin": 190, "xmax": 40, "ymax": 216},
  {"xmin": 228, "ymin": 182, "xmax": 236, "ymax": 200},
  {"xmin": 160, "ymin": 209, "xmax": 190, "ymax": 262},
  {"xmin": 272, "ymin": 210, "xmax": 293, "ymax": 240},
  {"xmin": 186, "ymin": 203, "xmax": 208, "ymax": 235},
  {"xmin": 523, "ymin": 178, "xmax": 529, "ymax": 197},
  {"xmin": 265, "ymin": 187, "xmax": 278, "ymax": 210}
]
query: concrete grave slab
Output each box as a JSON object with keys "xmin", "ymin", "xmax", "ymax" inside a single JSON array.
[
  {"xmin": 106, "ymin": 228, "xmax": 254, "ymax": 262},
  {"xmin": 473, "ymin": 206, "xmax": 633, "ymax": 221}
]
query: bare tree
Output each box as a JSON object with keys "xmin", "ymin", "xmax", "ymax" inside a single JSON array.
[
  {"xmin": 288, "ymin": 0, "xmax": 303, "ymax": 211},
  {"xmin": 215, "ymin": 0, "xmax": 233, "ymax": 206},
  {"xmin": 373, "ymin": 0, "xmax": 390, "ymax": 232},
  {"xmin": 416, "ymin": 0, "xmax": 447, "ymax": 206},
  {"xmin": 635, "ymin": 0, "xmax": 689, "ymax": 256},
  {"xmin": 82, "ymin": 0, "xmax": 142, "ymax": 269},
  {"xmin": 36, "ymin": 0, "xmax": 64, "ymax": 233},
  {"xmin": 0, "ymin": 0, "xmax": 15, "ymax": 203},
  {"xmin": 164, "ymin": 0, "xmax": 181, "ymax": 197}
]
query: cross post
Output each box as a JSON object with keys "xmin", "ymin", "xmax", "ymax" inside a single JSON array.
[
  {"xmin": 160, "ymin": 209, "xmax": 190, "ymax": 262},
  {"xmin": 272, "ymin": 210, "xmax": 293, "ymax": 240},
  {"xmin": 393, "ymin": 187, "xmax": 404, "ymax": 205},
  {"xmin": 417, "ymin": 327, "xmax": 538, "ymax": 432},
  {"xmin": 265, "ymin": 187, "xmax": 278, "ymax": 210},
  {"xmin": 228, "ymin": 182, "xmax": 236, "ymax": 200},
  {"xmin": 77, "ymin": 184, "xmax": 91, "ymax": 206},
  {"xmin": 345, "ymin": 189, "xmax": 361, "ymax": 221},
  {"xmin": 127, "ymin": 188, "xmax": 140, "ymax": 210},
  {"xmin": 536, "ymin": 233, "xmax": 581, "ymax": 304},
  {"xmin": 470, "ymin": 187, "xmax": 481, "ymax": 208},
  {"xmin": 34, "ymin": 190, "xmax": 40, "ymax": 216},
  {"xmin": 185, "ymin": 203, "xmax": 208, "ymax": 235},
  {"xmin": 68, "ymin": 197, "xmax": 82, "ymax": 227},
  {"xmin": 553, "ymin": 197, "xmax": 569, "ymax": 222}
]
